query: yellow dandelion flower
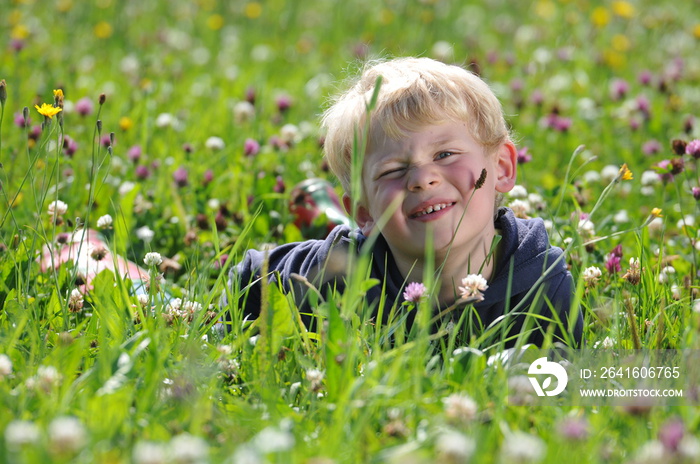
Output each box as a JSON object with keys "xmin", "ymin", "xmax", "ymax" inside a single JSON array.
[
  {"xmin": 535, "ymin": 0, "xmax": 556, "ymax": 20},
  {"xmin": 94, "ymin": 21, "xmax": 113, "ymax": 39},
  {"xmin": 611, "ymin": 34, "xmax": 631, "ymax": 52},
  {"xmin": 53, "ymin": 89, "xmax": 64, "ymax": 98},
  {"xmin": 650, "ymin": 208, "xmax": 663, "ymax": 218},
  {"xmin": 119, "ymin": 116, "xmax": 133, "ymax": 131},
  {"xmin": 244, "ymin": 2, "xmax": 262, "ymax": 19},
  {"xmin": 207, "ymin": 14, "xmax": 224, "ymax": 30},
  {"xmin": 612, "ymin": 1, "xmax": 635, "ymax": 18},
  {"xmin": 618, "ymin": 163, "xmax": 633, "ymax": 181},
  {"xmin": 694, "ymin": 24, "xmax": 700, "ymax": 39},
  {"xmin": 591, "ymin": 7, "xmax": 610, "ymax": 27},
  {"xmin": 11, "ymin": 24, "xmax": 30, "ymax": 40},
  {"xmin": 35, "ymin": 103, "xmax": 62, "ymax": 119}
]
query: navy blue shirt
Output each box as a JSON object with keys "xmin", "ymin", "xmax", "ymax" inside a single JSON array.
[{"xmin": 225, "ymin": 208, "xmax": 583, "ymax": 347}]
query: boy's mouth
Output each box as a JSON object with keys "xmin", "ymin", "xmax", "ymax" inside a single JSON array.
[{"xmin": 409, "ymin": 202, "xmax": 456, "ymax": 219}]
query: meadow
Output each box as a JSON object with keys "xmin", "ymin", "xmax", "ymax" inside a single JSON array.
[{"xmin": 1, "ymin": 0, "xmax": 700, "ymax": 462}]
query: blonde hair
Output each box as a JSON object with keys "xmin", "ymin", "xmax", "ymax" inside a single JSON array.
[{"xmin": 322, "ymin": 57, "xmax": 511, "ymax": 194}]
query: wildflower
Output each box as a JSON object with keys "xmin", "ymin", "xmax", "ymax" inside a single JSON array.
[
  {"xmin": 35, "ymin": 103, "xmax": 62, "ymax": 119},
  {"xmin": 128, "ymin": 145, "xmax": 142, "ymax": 163},
  {"xmin": 516, "ymin": 146, "xmax": 532, "ymax": 164},
  {"xmin": 136, "ymin": 226, "xmax": 155, "ymax": 243},
  {"xmin": 68, "ymin": 288, "xmax": 84, "ymax": 312},
  {"xmin": 634, "ymin": 440, "xmax": 665, "ymax": 463},
  {"xmin": 95, "ymin": 214, "xmax": 113, "ymax": 229},
  {"xmin": 48, "ymin": 416, "xmax": 87, "ymax": 454},
  {"xmin": 617, "ymin": 164, "xmax": 633, "ymax": 181},
  {"xmin": 132, "ymin": 441, "xmax": 168, "ymax": 464},
  {"xmin": 403, "ymin": 282, "xmax": 427, "ymax": 303},
  {"xmin": 692, "ymin": 187, "xmax": 700, "ymax": 201},
  {"xmin": 47, "ymin": 200, "xmax": 68, "ymax": 217},
  {"xmin": 609, "ymin": 78, "xmax": 629, "ymax": 100},
  {"xmin": 253, "ymin": 426, "xmax": 295, "ymax": 453},
  {"xmin": 658, "ymin": 266, "xmax": 676, "ymax": 284},
  {"xmin": 75, "ymin": 96, "xmax": 94, "ymax": 116},
  {"xmin": 155, "ymin": 113, "xmax": 177, "ymax": 129},
  {"xmin": 204, "ymin": 136, "xmax": 225, "ymax": 151},
  {"xmin": 14, "ymin": 111, "xmax": 30, "ymax": 128},
  {"xmin": 458, "ymin": 274, "xmax": 488, "ymax": 302},
  {"xmin": 509, "ymin": 185, "xmax": 528, "ymax": 199},
  {"xmin": 5, "ymin": 420, "xmax": 40, "ymax": 450},
  {"xmin": 671, "ymin": 139, "xmax": 687, "ymax": 156},
  {"xmin": 601, "ymin": 165, "xmax": 620, "ymax": 183},
  {"xmin": 686, "ymin": 139, "xmax": 700, "ymax": 159},
  {"xmin": 169, "ymin": 433, "xmax": 209, "ymax": 464},
  {"xmin": 273, "ymin": 175, "xmax": 285, "ymax": 193},
  {"xmin": 0, "ymin": 353, "xmax": 12, "ymax": 377},
  {"xmin": 275, "ymin": 94, "xmax": 292, "ymax": 112},
  {"xmin": 509, "ymin": 199, "xmax": 531, "ymax": 218},
  {"xmin": 306, "ymin": 368, "xmax": 325, "ymax": 392},
  {"xmin": 605, "ymin": 245, "xmax": 623, "ymax": 274},
  {"xmin": 557, "ymin": 417, "xmax": 589, "ymax": 441},
  {"xmin": 658, "ymin": 418, "xmax": 685, "ymax": 452},
  {"xmin": 435, "ymin": 430, "xmax": 476, "ymax": 462},
  {"xmin": 431, "ymin": 40, "xmax": 455, "ymax": 62},
  {"xmin": 173, "ymin": 167, "xmax": 189, "ymax": 188},
  {"xmin": 582, "ymin": 266, "xmax": 602, "ymax": 287},
  {"xmin": 119, "ymin": 116, "xmax": 133, "ymax": 131},
  {"xmin": 623, "ymin": 258, "xmax": 642, "ymax": 285},
  {"xmin": 143, "ymin": 252, "xmax": 162, "ymax": 267},
  {"xmin": 593, "ymin": 336, "xmax": 615, "ymax": 349},
  {"xmin": 135, "ymin": 165, "xmax": 150, "ymax": 180},
  {"xmin": 577, "ymin": 215, "xmax": 595, "ymax": 238},
  {"xmin": 62, "ymin": 135, "xmax": 78, "ymax": 156},
  {"xmin": 443, "ymin": 393, "xmax": 478, "ymax": 424},
  {"xmin": 233, "ymin": 101, "xmax": 255, "ymax": 123},
  {"xmin": 244, "ymin": 138, "xmax": 260, "ymax": 157},
  {"xmin": 500, "ymin": 431, "xmax": 546, "ymax": 463},
  {"xmin": 280, "ymin": 124, "xmax": 301, "ymax": 145}
]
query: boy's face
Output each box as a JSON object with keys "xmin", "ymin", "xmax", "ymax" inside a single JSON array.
[{"xmin": 344, "ymin": 119, "xmax": 517, "ymax": 265}]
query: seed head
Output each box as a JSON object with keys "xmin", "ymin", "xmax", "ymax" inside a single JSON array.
[
  {"xmin": 0, "ymin": 79, "xmax": 7, "ymax": 106},
  {"xmin": 474, "ymin": 168, "xmax": 487, "ymax": 189}
]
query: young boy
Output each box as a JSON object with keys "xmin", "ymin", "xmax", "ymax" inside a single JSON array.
[{"xmin": 225, "ymin": 57, "xmax": 583, "ymax": 347}]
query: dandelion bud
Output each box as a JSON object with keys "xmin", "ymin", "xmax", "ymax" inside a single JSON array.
[
  {"xmin": 109, "ymin": 132, "xmax": 115, "ymax": 146},
  {"xmin": 22, "ymin": 106, "xmax": 29, "ymax": 122},
  {"xmin": 0, "ymin": 79, "xmax": 7, "ymax": 106},
  {"xmin": 96, "ymin": 119, "xmax": 102, "ymax": 133},
  {"xmin": 53, "ymin": 89, "xmax": 64, "ymax": 108},
  {"xmin": 99, "ymin": 93, "xmax": 106, "ymax": 105}
]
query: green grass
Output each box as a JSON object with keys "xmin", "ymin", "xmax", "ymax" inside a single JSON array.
[{"xmin": 1, "ymin": 0, "xmax": 700, "ymax": 462}]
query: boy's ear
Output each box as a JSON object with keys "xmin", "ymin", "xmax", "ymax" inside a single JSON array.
[
  {"xmin": 494, "ymin": 141, "xmax": 518, "ymax": 193},
  {"xmin": 342, "ymin": 193, "xmax": 375, "ymax": 235}
]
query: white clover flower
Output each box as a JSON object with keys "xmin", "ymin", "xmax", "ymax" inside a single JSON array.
[
  {"xmin": 204, "ymin": 136, "xmax": 225, "ymax": 151},
  {"xmin": 435, "ymin": 429, "xmax": 476, "ymax": 461},
  {"xmin": 678, "ymin": 215, "xmax": 695, "ymax": 229},
  {"xmin": 280, "ymin": 124, "xmax": 301, "ymax": 145},
  {"xmin": 47, "ymin": 200, "xmax": 68, "ymax": 217},
  {"xmin": 132, "ymin": 440, "xmax": 168, "ymax": 464},
  {"xmin": 641, "ymin": 170, "xmax": 661, "ymax": 186},
  {"xmin": 500, "ymin": 431, "xmax": 546, "ymax": 463},
  {"xmin": 0, "ymin": 354, "xmax": 12, "ymax": 377},
  {"xmin": 35, "ymin": 365, "xmax": 62, "ymax": 390},
  {"xmin": 658, "ymin": 266, "xmax": 676, "ymax": 284},
  {"xmin": 182, "ymin": 300, "xmax": 203, "ymax": 314},
  {"xmin": 253, "ymin": 426, "xmax": 295, "ymax": 453},
  {"xmin": 143, "ymin": 252, "xmax": 163, "ymax": 267},
  {"xmin": 68, "ymin": 288, "xmax": 84, "ymax": 312},
  {"xmin": 48, "ymin": 416, "xmax": 87, "ymax": 454},
  {"xmin": 577, "ymin": 218, "xmax": 595, "ymax": 237},
  {"xmin": 582, "ymin": 266, "xmax": 602, "ymax": 286},
  {"xmin": 443, "ymin": 393, "xmax": 478, "ymax": 423},
  {"xmin": 634, "ymin": 440, "xmax": 666, "ymax": 464},
  {"xmin": 647, "ymin": 217, "xmax": 664, "ymax": 235},
  {"xmin": 306, "ymin": 368, "xmax": 324, "ymax": 384},
  {"xmin": 96, "ymin": 214, "xmax": 113, "ymax": 229},
  {"xmin": 233, "ymin": 101, "xmax": 256, "ymax": 124},
  {"xmin": 5, "ymin": 420, "xmax": 40, "ymax": 450},
  {"xmin": 431, "ymin": 40, "xmax": 455, "ymax": 62},
  {"xmin": 508, "ymin": 199, "xmax": 531, "ymax": 218},
  {"xmin": 169, "ymin": 433, "xmax": 209, "ymax": 464},
  {"xmin": 679, "ymin": 435, "xmax": 700, "ymax": 460},
  {"xmin": 593, "ymin": 336, "xmax": 616, "ymax": 349},
  {"xmin": 601, "ymin": 164, "xmax": 620, "ymax": 183},
  {"xmin": 613, "ymin": 210, "xmax": 629, "ymax": 224},
  {"xmin": 118, "ymin": 181, "xmax": 136, "ymax": 196},
  {"xmin": 509, "ymin": 185, "xmax": 528, "ymax": 199},
  {"xmin": 136, "ymin": 226, "xmax": 155, "ymax": 243},
  {"xmin": 155, "ymin": 113, "xmax": 177, "ymax": 129},
  {"xmin": 458, "ymin": 274, "xmax": 488, "ymax": 302},
  {"xmin": 230, "ymin": 445, "xmax": 262, "ymax": 464},
  {"xmin": 582, "ymin": 170, "xmax": 601, "ymax": 183}
]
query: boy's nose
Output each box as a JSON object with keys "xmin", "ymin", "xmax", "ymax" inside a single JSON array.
[{"xmin": 407, "ymin": 165, "xmax": 440, "ymax": 191}]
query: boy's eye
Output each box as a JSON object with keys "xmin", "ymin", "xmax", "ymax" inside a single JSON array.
[
  {"xmin": 436, "ymin": 151, "xmax": 454, "ymax": 160},
  {"xmin": 378, "ymin": 167, "xmax": 404, "ymax": 179}
]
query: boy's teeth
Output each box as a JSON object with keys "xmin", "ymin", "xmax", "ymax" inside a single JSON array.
[{"xmin": 415, "ymin": 203, "xmax": 451, "ymax": 217}]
